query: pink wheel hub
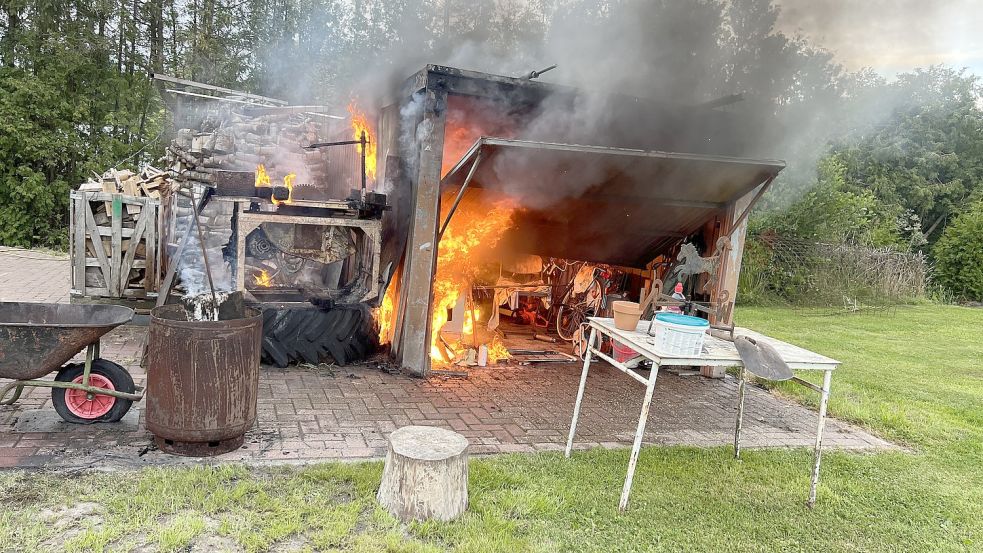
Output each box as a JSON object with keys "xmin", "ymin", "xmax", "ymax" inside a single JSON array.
[{"xmin": 65, "ymin": 374, "xmax": 116, "ymax": 419}]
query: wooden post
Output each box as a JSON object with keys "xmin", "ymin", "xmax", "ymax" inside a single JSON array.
[
  {"xmin": 377, "ymin": 425, "xmax": 469, "ymax": 522},
  {"xmin": 394, "ymin": 83, "xmax": 448, "ymax": 376},
  {"xmin": 701, "ymin": 185, "xmax": 758, "ymax": 379},
  {"xmin": 714, "ymin": 185, "xmax": 759, "ymax": 325}
]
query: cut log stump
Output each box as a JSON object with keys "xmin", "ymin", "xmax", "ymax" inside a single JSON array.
[{"xmin": 377, "ymin": 426, "xmax": 470, "ymax": 522}]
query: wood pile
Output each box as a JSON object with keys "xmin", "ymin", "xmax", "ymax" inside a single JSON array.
[
  {"xmin": 163, "ymin": 112, "xmax": 356, "ymax": 199},
  {"xmin": 71, "ymin": 166, "xmax": 167, "ymax": 299},
  {"xmin": 78, "ymin": 166, "xmax": 171, "ymax": 211}
]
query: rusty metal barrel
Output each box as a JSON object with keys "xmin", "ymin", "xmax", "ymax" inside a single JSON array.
[{"xmin": 146, "ymin": 304, "xmax": 262, "ymax": 456}]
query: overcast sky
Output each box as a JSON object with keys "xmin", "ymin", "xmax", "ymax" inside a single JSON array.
[{"xmin": 775, "ymin": 0, "xmax": 983, "ymax": 77}]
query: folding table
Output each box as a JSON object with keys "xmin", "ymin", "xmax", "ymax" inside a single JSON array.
[{"xmin": 565, "ymin": 317, "xmax": 840, "ymax": 511}]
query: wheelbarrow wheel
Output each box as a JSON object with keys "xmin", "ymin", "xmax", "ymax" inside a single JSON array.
[{"xmin": 51, "ymin": 360, "xmax": 135, "ymax": 424}]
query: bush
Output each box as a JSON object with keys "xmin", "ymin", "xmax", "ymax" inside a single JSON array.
[{"xmin": 933, "ymin": 202, "xmax": 983, "ymax": 301}]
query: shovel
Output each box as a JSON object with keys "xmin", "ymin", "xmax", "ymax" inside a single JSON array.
[{"xmin": 734, "ymin": 335, "xmax": 793, "ymax": 381}]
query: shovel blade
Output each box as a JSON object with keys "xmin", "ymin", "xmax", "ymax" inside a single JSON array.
[{"xmin": 734, "ymin": 335, "xmax": 794, "ymax": 381}]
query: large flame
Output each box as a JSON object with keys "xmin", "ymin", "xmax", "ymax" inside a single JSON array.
[
  {"xmin": 430, "ymin": 194, "xmax": 516, "ymax": 364},
  {"xmin": 377, "ymin": 282, "xmax": 397, "ymax": 343},
  {"xmin": 442, "ymin": 123, "xmax": 478, "ymax": 176},
  {"xmin": 348, "ymin": 103, "xmax": 377, "ymax": 181}
]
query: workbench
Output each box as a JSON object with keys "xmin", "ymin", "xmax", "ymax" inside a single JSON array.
[{"xmin": 565, "ymin": 317, "xmax": 840, "ymax": 511}]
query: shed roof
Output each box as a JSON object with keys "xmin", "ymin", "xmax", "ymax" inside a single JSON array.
[{"xmin": 440, "ymin": 138, "xmax": 785, "ymax": 267}]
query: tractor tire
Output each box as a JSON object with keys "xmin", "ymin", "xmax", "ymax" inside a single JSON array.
[{"xmin": 260, "ymin": 305, "xmax": 378, "ymax": 367}]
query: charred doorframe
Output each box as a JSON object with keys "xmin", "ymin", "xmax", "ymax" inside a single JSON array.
[{"xmin": 391, "ymin": 66, "xmax": 558, "ymax": 376}]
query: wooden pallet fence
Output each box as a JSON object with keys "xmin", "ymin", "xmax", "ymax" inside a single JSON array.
[{"xmin": 70, "ymin": 191, "xmax": 162, "ymax": 299}]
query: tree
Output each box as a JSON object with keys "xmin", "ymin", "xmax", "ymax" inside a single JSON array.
[
  {"xmin": 933, "ymin": 202, "xmax": 983, "ymax": 301},
  {"xmin": 828, "ymin": 67, "xmax": 983, "ymax": 246}
]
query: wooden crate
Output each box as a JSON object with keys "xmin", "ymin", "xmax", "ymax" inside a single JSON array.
[{"xmin": 69, "ymin": 191, "xmax": 162, "ymax": 299}]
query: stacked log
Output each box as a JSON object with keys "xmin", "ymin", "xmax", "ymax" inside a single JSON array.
[
  {"xmin": 71, "ymin": 166, "xmax": 167, "ymax": 299},
  {"xmin": 163, "ymin": 111, "xmax": 357, "ymax": 199}
]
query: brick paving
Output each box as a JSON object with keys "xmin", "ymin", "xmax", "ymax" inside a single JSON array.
[
  {"xmin": 0, "ymin": 248, "xmax": 70, "ymax": 304},
  {"xmin": 0, "ymin": 250, "xmax": 894, "ymax": 469}
]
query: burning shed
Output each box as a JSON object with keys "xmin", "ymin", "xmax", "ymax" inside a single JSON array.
[{"xmin": 376, "ymin": 65, "xmax": 785, "ymax": 376}]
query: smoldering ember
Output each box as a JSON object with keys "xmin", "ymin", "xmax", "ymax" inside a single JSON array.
[{"xmin": 1, "ymin": 2, "xmax": 982, "ymax": 551}]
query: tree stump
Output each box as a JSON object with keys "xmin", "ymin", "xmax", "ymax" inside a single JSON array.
[{"xmin": 377, "ymin": 425, "xmax": 470, "ymax": 522}]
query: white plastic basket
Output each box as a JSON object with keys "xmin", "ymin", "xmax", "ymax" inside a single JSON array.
[{"xmin": 649, "ymin": 313, "xmax": 709, "ymax": 357}]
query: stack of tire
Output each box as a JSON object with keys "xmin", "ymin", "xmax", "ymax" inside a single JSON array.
[{"xmin": 261, "ymin": 304, "xmax": 377, "ymax": 367}]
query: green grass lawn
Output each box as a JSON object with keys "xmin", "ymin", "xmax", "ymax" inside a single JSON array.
[{"xmin": 1, "ymin": 304, "xmax": 981, "ymax": 552}]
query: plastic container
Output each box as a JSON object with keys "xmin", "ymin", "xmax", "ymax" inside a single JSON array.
[
  {"xmin": 649, "ymin": 312, "xmax": 709, "ymax": 357},
  {"xmin": 612, "ymin": 301, "xmax": 642, "ymax": 330},
  {"xmin": 612, "ymin": 339, "xmax": 638, "ymax": 363}
]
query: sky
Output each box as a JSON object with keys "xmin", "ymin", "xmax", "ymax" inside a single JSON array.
[{"xmin": 775, "ymin": 0, "xmax": 983, "ymax": 77}]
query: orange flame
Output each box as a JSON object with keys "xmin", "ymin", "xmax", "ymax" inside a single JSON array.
[
  {"xmin": 487, "ymin": 337, "xmax": 511, "ymax": 363},
  {"xmin": 430, "ymin": 194, "xmax": 516, "ymax": 364},
  {"xmin": 254, "ymin": 270, "xmax": 273, "ymax": 287},
  {"xmin": 255, "ymin": 164, "xmax": 271, "ymax": 187},
  {"xmin": 462, "ymin": 306, "xmax": 480, "ymax": 337},
  {"xmin": 348, "ymin": 103, "xmax": 377, "ymax": 181},
  {"xmin": 272, "ymin": 173, "xmax": 296, "ymax": 206},
  {"xmin": 377, "ymin": 283, "xmax": 397, "ymax": 343}
]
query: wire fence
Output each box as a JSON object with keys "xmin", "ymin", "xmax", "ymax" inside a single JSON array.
[{"xmin": 739, "ymin": 234, "xmax": 927, "ymax": 311}]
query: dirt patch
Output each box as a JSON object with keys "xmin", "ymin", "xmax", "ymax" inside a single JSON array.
[
  {"xmin": 270, "ymin": 535, "xmax": 309, "ymax": 552},
  {"xmin": 38, "ymin": 501, "xmax": 104, "ymax": 550},
  {"xmin": 191, "ymin": 533, "xmax": 243, "ymax": 553},
  {"xmin": 0, "ymin": 484, "xmax": 45, "ymax": 506}
]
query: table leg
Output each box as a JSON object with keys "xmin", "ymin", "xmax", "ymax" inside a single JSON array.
[
  {"xmin": 734, "ymin": 367, "xmax": 747, "ymax": 458},
  {"xmin": 565, "ymin": 327, "xmax": 597, "ymax": 458},
  {"xmin": 619, "ymin": 366, "xmax": 659, "ymax": 512},
  {"xmin": 808, "ymin": 369, "xmax": 833, "ymax": 507}
]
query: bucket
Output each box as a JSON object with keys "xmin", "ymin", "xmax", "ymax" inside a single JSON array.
[
  {"xmin": 612, "ymin": 301, "xmax": 642, "ymax": 331},
  {"xmin": 612, "ymin": 339, "xmax": 638, "ymax": 363},
  {"xmin": 146, "ymin": 304, "xmax": 263, "ymax": 456},
  {"xmin": 649, "ymin": 312, "xmax": 709, "ymax": 357}
]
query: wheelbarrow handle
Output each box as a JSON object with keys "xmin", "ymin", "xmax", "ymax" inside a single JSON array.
[{"xmin": 0, "ymin": 382, "xmax": 25, "ymax": 405}]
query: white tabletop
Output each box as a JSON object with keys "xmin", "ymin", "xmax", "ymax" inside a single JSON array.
[{"xmin": 589, "ymin": 317, "xmax": 840, "ymax": 370}]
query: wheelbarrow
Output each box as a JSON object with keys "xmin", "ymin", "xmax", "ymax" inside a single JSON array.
[{"xmin": 0, "ymin": 302, "xmax": 143, "ymax": 423}]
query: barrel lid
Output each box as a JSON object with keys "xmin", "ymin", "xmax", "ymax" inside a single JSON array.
[{"xmin": 655, "ymin": 312, "xmax": 709, "ymax": 327}]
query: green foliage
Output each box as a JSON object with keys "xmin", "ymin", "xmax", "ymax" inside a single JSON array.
[
  {"xmin": 741, "ymin": 159, "xmax": 929, "ymax": 306},
  {"xmin": 761, "ymin": 157, "xmax": 890, "ymax": 245},
  {"xmin": 933, "ymin": 202, "xmax": 983, "ymax": 301},
  {"xmin": 827, "ymin": 67, "xmax": 983, "ymax": 247},
  {"xmin": 0, "ymin": 2, "xmax": 166, "ymax": 248}
]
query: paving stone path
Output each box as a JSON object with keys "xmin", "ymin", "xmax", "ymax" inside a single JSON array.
[{"xmin": 0, "ymin": 250, "xmax": 894, "ymax": 469}]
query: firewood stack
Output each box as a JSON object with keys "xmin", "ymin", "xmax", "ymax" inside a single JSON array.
[
  {"xmin": 162, "ymin": 111, "xmax": 354, "ymax": 199},
  {"xmin": 71, "ymin": 166, "xmax": 167, "ymax": 299},
  {"xmin": 77, "ymin": 166, "xmax": 168, "ymax": 204}
]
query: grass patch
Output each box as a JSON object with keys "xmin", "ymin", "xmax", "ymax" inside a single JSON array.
[{"xmin": 0, "ymin": 304, "xmax": 980, "ymax": 551}]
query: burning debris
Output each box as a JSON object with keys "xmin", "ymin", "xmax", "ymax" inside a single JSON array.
[{"xmin": 429, "ymin": 191, "xmax": 517, "ymax": 366}]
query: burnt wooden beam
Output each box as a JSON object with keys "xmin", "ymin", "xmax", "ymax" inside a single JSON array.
[{"xmin": 394, "ymin": 77, "xmax": 449, "ymax": 377}]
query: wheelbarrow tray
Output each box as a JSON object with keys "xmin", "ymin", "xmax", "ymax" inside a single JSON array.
[{"xmin": 0, "ymin": 302, "xmax": 134, "ymax": 380}]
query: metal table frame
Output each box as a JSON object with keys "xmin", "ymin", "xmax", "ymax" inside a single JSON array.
[{"xmin": 565, "ymin": 317, "xmax": 839, "ymax": 511}]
